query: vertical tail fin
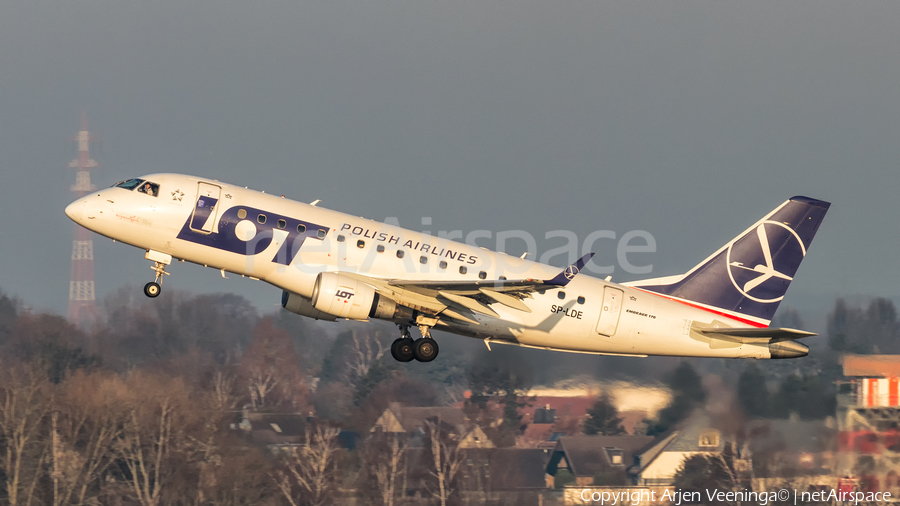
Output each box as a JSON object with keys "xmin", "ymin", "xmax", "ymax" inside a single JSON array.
[{"xmin": 625, "ymin": 196, "xmax": 830, "ymax": 325}]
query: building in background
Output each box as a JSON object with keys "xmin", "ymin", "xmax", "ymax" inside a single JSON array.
[{"xmin": 836, "ymin": 354, "xmax": 900, "ymax": 496}]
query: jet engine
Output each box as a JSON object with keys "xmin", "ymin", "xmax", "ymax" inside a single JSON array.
[
  {"xmin": 312, "ymin": 272, "xmax": 408, "ymax": 320},
  {"xmin": 281, "ymin": 291, "xmax": 337, "ymax": 321}
]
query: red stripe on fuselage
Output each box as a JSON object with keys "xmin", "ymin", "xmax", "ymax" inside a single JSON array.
[{"xmin": 631, "ymin": 288, "xmax": 768, "ymax": 328}]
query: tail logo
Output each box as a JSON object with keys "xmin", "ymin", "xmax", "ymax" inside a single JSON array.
[
  {"xmin": 564, "ymin": 265, "xmax": 579, "ymax": 280},
  {"xmin": 726, "ymin": 221, "xmax": 807, "ymax": 304}
]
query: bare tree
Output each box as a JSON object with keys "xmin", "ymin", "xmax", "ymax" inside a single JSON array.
[
  {"xmin": 360, "ymin": 432, "xmax": 407, "ymax": 506},
  {"xmin": 210, "ymin": 368, "xmax": 239, "ymax": 412},
  {"xmin": 0, "ymin": 359, "xmax": 52, "ymax": 506},
  {"xmin": 425, "ymin": 418, "xmax": 467, "ymax": 506},
  {"xmin": 347, "ymin": 330, "xmax": 385, "ymax": 380},
  {"xmin": 241, "ymin": 319, "xmax": 307, "ymax": 411},
  {"xmin": 274, "ymin": 424, "xmax": 342, "ymax": 506},
  {"xmin": 113, "ymin": 371, "xmax": 201, "ymax": 506},
  {"xmin": 202, "ymin": 445, "xmax": 282, "ymax": 506},
  {"xmin": 52, "ymin": 369, "xmax": 128, "ymax": 506}
]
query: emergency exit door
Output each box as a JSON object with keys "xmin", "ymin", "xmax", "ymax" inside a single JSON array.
[{"xmin": 596, "ymin": 287, "xmax": 624, "ymax": 336}]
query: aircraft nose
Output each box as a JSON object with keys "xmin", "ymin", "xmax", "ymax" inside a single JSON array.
[{"xmin": 65, "ymin": 200, "xmax": 84, "ymax": 222}]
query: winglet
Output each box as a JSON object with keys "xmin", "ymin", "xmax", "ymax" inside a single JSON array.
[{"xmin": 545, "ymin": 253, "xmax": 595, "ymax": 286}]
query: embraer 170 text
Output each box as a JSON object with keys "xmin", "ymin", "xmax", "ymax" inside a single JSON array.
[{"xmin": 66, "ymin": 174, "xmax": 829, "ymax": 363}]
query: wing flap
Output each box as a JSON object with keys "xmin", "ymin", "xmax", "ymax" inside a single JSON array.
[
  {"xmin": 479, "ymin": 288, "xmax": 532, "ymax": 313},
  {"xmin": 439, "ymin": 307, "xmax": 481, "ymax": 325},
  {"xmin": 438, "ymin": 291, "xmax": 499, "ymax": 318}
]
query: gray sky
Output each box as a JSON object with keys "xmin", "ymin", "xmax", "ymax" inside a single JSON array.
[{"xmin": 1, "ymin": 1, "xmax": 898, "ymax": 326}]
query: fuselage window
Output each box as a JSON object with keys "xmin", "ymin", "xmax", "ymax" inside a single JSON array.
[
  {"xmin": 499, "ymin": 276, "xmax": 507, "ymax": 280},
  {"xmin": 557, "ymin": 291, "xmax": 566, "ymax": 300},
  {"xmin": 377, "ymin": 245, "xmax": 385, "ymax": 253},
  {"xmin": 577, "ymin": 296, "xmax": 586, "ymax": 305},
  {"xmin": 113, "ymin": 178, "xmax": 144, "ymax": 190},
  {"xmin": 357, "ymin": 240, "xmax": 365, "ymax": 249},
  {"xmin": 420, "ymin": 256, "xmax": 428, "ymax": 264},
  {"xmin": 257, "ymin": 214, "xmax": 267, "ymax": 225},
  {"xmin": 277, "ymin": 219, "xmax": 286, "ymax": 229},
  {"xmin": 397, "ymin": 250, "xmax": 405, "ymax": 259},
  {"xmin": 459, "ymin": 266, "xmax": 467, "ymax": 275},
  {"xmin": 538, "ymin": 290, "xmax": 546, "ymax": 295},
  {"xmin": 317, "ymin": 229, "xmax": 326, "ymax": 239},
  {"xmin": 439, "ymin": 261, "xmax": 448, "ymax": 269},
  {"xmin": 478, "ymin": 271, "xmax": 487, "ymax": 280},
  {"xmin": 237, "ymin": 209, "xmax": 247, "ymax": 219},
  {"xmin": 337, "ymin": 235, "xmax": 345, "ymax": 242},
  {"xmin": 297, "ymin": 224, "xmax": 306, "ymax": 233},
  {"xmin": 137, "ymin": 182, "xmax": 159, "ymax": 197}
]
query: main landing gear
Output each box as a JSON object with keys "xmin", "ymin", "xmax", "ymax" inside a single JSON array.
[{"xmin": 391, "ymin": 324, "xmax": 439, "ymax": 363}]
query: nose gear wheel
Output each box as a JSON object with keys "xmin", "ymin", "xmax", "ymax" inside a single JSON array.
[{"xmin": 144, "ymin": 261, "xmax": 170, "ymax": 298}]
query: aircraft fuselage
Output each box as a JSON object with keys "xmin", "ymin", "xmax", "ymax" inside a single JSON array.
[{"xmin": 66, "ymin": 173, "xmax": 813, "ymax": 360}]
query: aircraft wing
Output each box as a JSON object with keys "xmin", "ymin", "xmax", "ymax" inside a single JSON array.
[
  {"xmin": 389, "ymin": 252, "xmax": 593, "ymax": 293},
  {"xmin": 340, "ymin": 253, "xmax": 594, "ymax": 322}
]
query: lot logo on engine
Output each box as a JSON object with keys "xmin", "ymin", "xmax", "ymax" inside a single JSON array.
[{"xmin": 335, "ymin": 290, "xmax": 354, "ymax": 300}]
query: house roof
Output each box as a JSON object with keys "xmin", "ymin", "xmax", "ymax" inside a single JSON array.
[
  {"xmin": 632, "ymin": 432, "xmax": 679, "ymax": 471},
  {"xmin": 549, "ymin": 435, "xmax": 655, "ymax": 478},
  {"xmin": 248, "ymin": 414, "xmax": 308, "ymax": 436},
  {"xmin": 842, "ymin": 355, "xmax": 900, "ymax": 378},
  {"xmin": 397, "ymin": 407, "xmax": 467, "ymax": 432},
  {"xmin": 523, "ymin": 396, "xmax": 597, "ymax": 423},
  {"xmin": 247, "ymin": 414, "xmax": 309, "ymax": 446},
  {"xmin": 375, "ymin": 405, "xmax": 470, "ymax": 434}
]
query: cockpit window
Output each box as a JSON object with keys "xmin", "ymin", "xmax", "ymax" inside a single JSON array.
[
  {"xmin": 137, "ymin": 181, "xmax": 160, "ymax": 197},
  {"xmin": 113, "ymin": 178, "xmax": 145, "ymax": 190}
]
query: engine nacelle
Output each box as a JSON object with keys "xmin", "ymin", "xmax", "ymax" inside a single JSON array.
[
  {"xmin": 311, "ymin": 272, "xmax": 381, "ymax": 320},
  {"xmin": 281, "ymin": 291, "xmax": 337, "ymax": 321}
]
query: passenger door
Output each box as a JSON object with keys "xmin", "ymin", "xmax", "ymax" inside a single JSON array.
[{"xmin": 189, "ymin": 182, "xmax": 221, "ymax": 233}]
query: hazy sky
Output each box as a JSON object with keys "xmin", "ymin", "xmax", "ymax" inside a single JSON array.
[{"xmin": 1, "ymin": 1, "xmax": 898, "ymax": 325}]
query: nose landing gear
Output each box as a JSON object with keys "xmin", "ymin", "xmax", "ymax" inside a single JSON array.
[
  {"xmin": 143, "ymin": 250, "xmax": 172, "ymax": 298},
  {"xmin": 390, "ymin": 324, "xmax": 439, "ymax": 363}
]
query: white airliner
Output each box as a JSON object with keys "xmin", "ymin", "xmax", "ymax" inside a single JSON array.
[{"xmin": 65, "ymin": 174, "xmax": 829, "ymax": 362}]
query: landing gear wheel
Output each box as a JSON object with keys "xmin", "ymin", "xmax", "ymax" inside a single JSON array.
[
  {"xmin": 144, "ymin": 282, "xmax": 161, "ymax": 298},
  {"xmin": 144, "ymin": 258, "xmax": 170, "ymax": 298},
  {"xmin": 391, "ymin": 338, "xmax": 415, "ymax": 362},
  {"xmin": 413, "ymin": 338, "xmax": 439, "ymax": 362}
]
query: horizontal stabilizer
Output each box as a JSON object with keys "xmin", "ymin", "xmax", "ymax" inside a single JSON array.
[{"xmin": 694, "ymin": 321, "xmax": 816, "ymax": 343}]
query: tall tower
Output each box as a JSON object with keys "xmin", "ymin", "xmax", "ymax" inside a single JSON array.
[{"xmin": 67, "ymin": 111, "xmax": 99, "ymax": 328}]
